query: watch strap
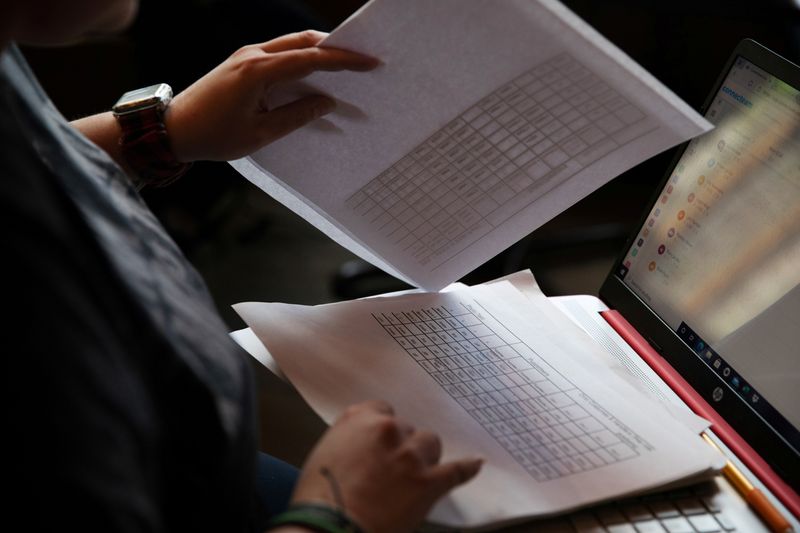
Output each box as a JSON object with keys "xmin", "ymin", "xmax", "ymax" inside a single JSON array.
[{"xmin": 116, "ymin": 106, "xmax": 192, "ymax": 187}]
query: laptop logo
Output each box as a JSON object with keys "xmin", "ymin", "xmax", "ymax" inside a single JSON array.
[{"xmin": 713, "ymin": 387, "xmax": 724, "ymax": 402}]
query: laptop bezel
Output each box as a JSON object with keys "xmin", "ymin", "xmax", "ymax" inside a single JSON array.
[{"xmin": 598, "ymin": 38, "xmax": 800, "ymax": 491}]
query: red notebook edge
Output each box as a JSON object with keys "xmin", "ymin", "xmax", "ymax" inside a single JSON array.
[{"xmin": 600, "ymin": 309, "xmax": 800, "ymax": 519}]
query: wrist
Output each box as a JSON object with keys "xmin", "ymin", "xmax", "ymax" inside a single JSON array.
[
  {"xmin": 162, "ymin": 92, "xmax": 194, "ymax": 163},
  {"xmin": 266, "ymin": 502, "xmax": 366, "ymax": 533},
  {"xmin": 112, "ymin": 83, "xmax": 192, "ymax": 187}
]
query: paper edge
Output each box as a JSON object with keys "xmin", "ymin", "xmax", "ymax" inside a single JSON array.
[{"xmin": 230, "ymin": 156, "xmax": 416, "ymax": 286}]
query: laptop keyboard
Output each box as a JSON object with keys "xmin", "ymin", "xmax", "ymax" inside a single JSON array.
[
  {"xmin": 416, "ymin": 481, "xmax": 740, "ymax": 532},
  {"xmin": 570, "ymin": 482, "xmax": 736, "ymax": 532}
]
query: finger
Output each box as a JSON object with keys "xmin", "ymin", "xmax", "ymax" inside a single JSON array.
[
  {"xmin": 257, "ymin": 30, "xmax": 328, "ymax": 53},
  {"xmin": 427, "ymin": 457, "xmax": 484, "ymax": 495},
  {"xmin": 260, "ymin": 95, "xmax": 335, "ymax": 143},
  {"xmin": 395, "ymin": 419, "xmax": 415, "ymax": 438},
  {"xmin": 356, "ymin": 399, "xmax": 396, "ymax": 416},
  {"xmin": 405, "ymin": 430, "xmax": 442, "ymax": 465},
  {"xmin": 262, "ymin": 47, "xmax": 380, "ymax": 83}
]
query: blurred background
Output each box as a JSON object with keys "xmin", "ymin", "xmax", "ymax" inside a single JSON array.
[{"xmin": 21, "ymin": 0, "xmax": 800, "ymax": 466}]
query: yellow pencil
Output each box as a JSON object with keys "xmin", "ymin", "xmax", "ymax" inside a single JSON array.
[{"xmin": 702, "ymin": 433, "xmax": 793, "ymax": 533}]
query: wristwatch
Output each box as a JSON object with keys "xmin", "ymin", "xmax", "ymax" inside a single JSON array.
[{"xmin": 112, "ymin": 83, "xmax": 192, "ymax": 187}]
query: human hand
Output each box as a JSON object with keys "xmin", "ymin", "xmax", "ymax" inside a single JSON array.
[
  {"xmin": 290, "ymin": 400, "xmax": 483, "ymax": 533},
  {"xmin": 165, "ymin": 30, "xmax": 378, "ymax": 163}
]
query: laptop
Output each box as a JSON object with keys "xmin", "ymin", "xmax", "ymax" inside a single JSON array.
[{"xmin": 512, "ymin": 38, "xmax": 799, "ymax": 532}]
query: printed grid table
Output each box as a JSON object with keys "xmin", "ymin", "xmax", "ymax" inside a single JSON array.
[
  {"xmin": 372, "ymin": 304, "xmax": 645, "ymax": 482},
  {"xmin": 346, "ymin": 52, "xmax": 651, "ymax": 269}
]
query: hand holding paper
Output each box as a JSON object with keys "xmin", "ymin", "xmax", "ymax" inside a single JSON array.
[
  {"xmin": 168, "ymin": 30, "xmax": 378, "ymax": 163},
  {"xmin": 232, "ymin": 0, "xmax": 712, "ymax": 290},
  {"xmin": 234, "ymin": 280, "xmax": 723, "ymax": 529},
  {"xmin": 291, "ymin": 399, "xmax": 483, "ymax": 533}
]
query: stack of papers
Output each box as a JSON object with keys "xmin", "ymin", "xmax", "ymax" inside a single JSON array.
[
  {"xmin": 231, "ymin": 0, "xmax": 712, "ymax": 290},
  {"xmin": 233, "ymin": 273, "xmax": 723, "ymax": 529},
  {"xmin": 229, "ymin": 1, "xmax": 724, "ymax": 526}
]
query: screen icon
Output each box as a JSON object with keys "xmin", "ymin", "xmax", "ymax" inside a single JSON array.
[
  {"xmin": 658, "ymin": 244, "xmax": 666, "ymax": 255},
  {"xmin": 697, "ymin": 175, "xmax": 705, "ymax": 185},
  {"xmin": 637, "ymin": 238, "xmax": 644, "ymax": 246},
  {"xmin": 722, "ymin": 367, "xmax": 731, "ymax": 377},
  {"xmin": 677, "ymin": 210, "xmax": 686, "ymax": 221},
  {"xmin": 713, "ymin": 387, "xmax": 724, "ymax": 402},
  {"xmin": 648, "ymin": 261, "xmax": 656, "ymax": 272},
  {"xmin": 688, "ymin": 193, "xmax": 695, "ymax": 203},
  {"xmin": 713, "ymin": 359, "xmax": 722, "ymax": 369},
  {"xmin": 668, "ymin": 228, "xmax": 676, "ymax": 238}
]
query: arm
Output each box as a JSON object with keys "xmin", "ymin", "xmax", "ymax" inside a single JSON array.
[
  {"xmin": 72, "ymin": 111, "xmax": 127, "ymax": 167},
  {"xmin": 72, "ymin": 30, "xmax": 378, "ymax": 172}
]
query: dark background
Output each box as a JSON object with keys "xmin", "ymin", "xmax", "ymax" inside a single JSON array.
[{"xmin": 20, "ymin": 0, "xmax": 800, "ymax": 465}]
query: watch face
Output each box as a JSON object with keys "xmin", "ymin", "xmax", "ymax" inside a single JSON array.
[{"xmin": 113, "ymin": 83, "xmax": 173, "ymax": 115}]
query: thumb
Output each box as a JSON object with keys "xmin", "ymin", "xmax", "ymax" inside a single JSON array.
[
  {"xmin": 260, "ymin": 95, "xmax": 336, "ymax": 143},
  {"xmin": 426, "ymin": 457, "xmax": 484, "ymax": 497}
]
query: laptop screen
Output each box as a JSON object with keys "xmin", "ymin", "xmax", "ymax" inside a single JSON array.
[{"xmin": 615, "ymin": 56, "xmax": 800, "ymax": 451}]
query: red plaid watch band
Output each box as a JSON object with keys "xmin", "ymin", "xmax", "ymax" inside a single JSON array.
[{"xmin": 116, "ymin": 106, "xmax": 192, "ymax": 187}]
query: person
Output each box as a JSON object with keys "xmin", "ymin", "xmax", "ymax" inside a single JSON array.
[{"xmin": 1, "ymin": 1, "xmax": 483, "ymax": 532}]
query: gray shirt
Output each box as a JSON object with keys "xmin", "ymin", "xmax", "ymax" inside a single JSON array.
[{"xmin": 2, "ymin": 45, "xmax": 261, "ymax": 532}]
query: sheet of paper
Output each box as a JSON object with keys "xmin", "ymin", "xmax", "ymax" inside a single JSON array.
[
  {"xmin": 546, "ymin": 294, "xmax": 712, "ymax": 434},
  {"xmin": 230, "ymin": 327, "xmax": 287, "ymax": 381},
  {"xmin": 234, "ymin": 282, "xmax": 722, "ymax": 528},
  {"xmin": 229, "ymin": 281, "xmax": 471, "ymax": 379},
  {"xmin": 232, "ymin": 270, "xmax": 709, "ymax": 432},
  {"xmin": 480, "ymin": 272, "xmax": 711, "ymax": 433},
  {"xmin": 231, "ymin": 0, "xmax": 713, "ymax": 290}
]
